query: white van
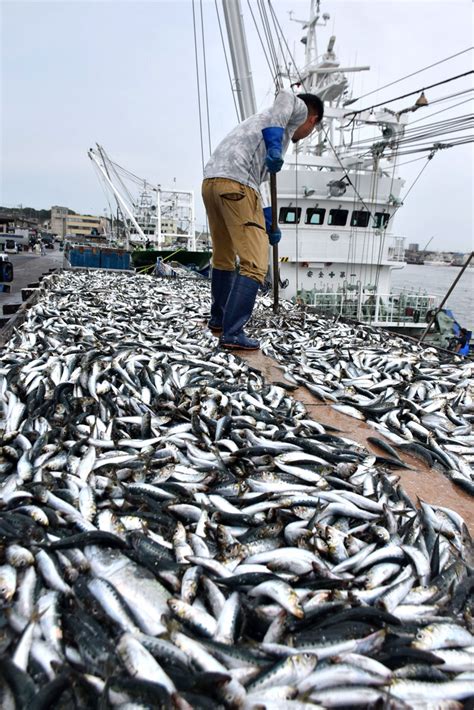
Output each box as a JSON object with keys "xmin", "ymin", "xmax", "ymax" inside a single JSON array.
[
  {"xmin": 0, "ymin": 237, "xmax": 19, "ymax": 253},
  {"xmin": 0, "ymin": 232, "xmax": 29, "ymax": 252}
]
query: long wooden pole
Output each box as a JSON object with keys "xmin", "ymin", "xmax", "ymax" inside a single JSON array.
[
  {"xmin": 418, "ymin": 251, "xmax": 473, "ymax": 343},
  {"xmin": 270, "ymin": 173, "xmax": 279, "ymax": 314}
]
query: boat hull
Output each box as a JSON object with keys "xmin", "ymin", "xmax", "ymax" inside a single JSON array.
[{"xmin": 132, "ymin": 250, "xmax": 211, "ymax": 274}]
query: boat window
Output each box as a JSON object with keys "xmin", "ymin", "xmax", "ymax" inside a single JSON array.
[
  {"xmin": 328, "ymin": 209, "xmax": 348, "ymax": 226},
  {"xmin": 351, "ymin": 210, "xmax": 370, "ymax": 227},
  {"xmin": 373, "ymin": 212, "xmax": 390, "ymax": 229},
  {"xmin": 279, "ymin": 207, "xmax": 301, "ymax": 224},
  {"xmin": 305, "ymin": 208, "xmax": 326, "ymax": 225}
]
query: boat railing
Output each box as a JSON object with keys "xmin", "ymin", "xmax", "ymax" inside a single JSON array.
[{"xmin": 298, "ymin": 288, "xmax": 438, "ymax": 326}]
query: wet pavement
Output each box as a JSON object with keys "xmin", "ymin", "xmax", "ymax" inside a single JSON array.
[{"xmin": 0, "ymin": 249, "xmax": 64, "ymax": 307}]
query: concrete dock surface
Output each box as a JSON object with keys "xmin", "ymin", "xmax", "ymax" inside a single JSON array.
[{"xmin": 1, "ymin": 249, "xmax": 64, "ymax": 307}]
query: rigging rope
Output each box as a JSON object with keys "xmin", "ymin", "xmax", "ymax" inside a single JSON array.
[
  {"xmin": 108, "ymin": 160, "xmax": 135, "ymax": 206},
  {"xmin": 348, "ymin": 112, "xmax": 474, "ymax": 146},
  {"xmin": 200, "ymin": 0, "xmax": 212, "ymax": 156},
  {"xmin": 110, "ymin": 164, "xmax": 148, "ymax": 189},
  {"xmin": 345, "ymin": 47, "xmax": 474, "ymax": 105},
  {"xmin": 91, "ymin": 162, "xmax": 115, "ymax": 233},
  {"xmin": 255, "ymin": 1, "xmax": 471, "ymax": 313},
  {"xmin": 246, "ymin": 0, "xmax": 278, "ymax": 90},
  {"xmin": 266, "ymin": 0, "xmax": 379, "ymax": 222},
  {"xmin": 389, "ymin": 137, "xmax": 474, "ymax": 157},
  {"xmin": 257, "ymin": 0, "xmax": 280, "ymax": 89},
  {"xmin": 192, "ymin": 0, "xmax": 206, "ymax": 173},
  {"xmin": 396, "ymin": 152, "xmax": 436, "ymax": 205},
  {"xmin": 261, "ymin": 4, "xmax": 473, "ymax": 177},
  {"xmin": 345, "ymin": 70, "xmax": 474, "ymax": 116},
  {"xmin": 268, "ymin": 1, "xmax": 307, "ymax": 90},
  {"xmin": 420, "ymin": 87, "xmax": 474, "ymax": 107},
  {"xmin": 268, "ymin": 0, "xmax": 390, "ymax": 312},
  {"xmin": 354, "ymin": 166, "xmax": 368, "ymax": 284},
  {"xmin": 393, "ymin": 154, "xmax": 435, "ymax": 168},
  {"xmin": 104, "ymin": 155, "xmax": 155, "ymax": 190},
  {"xmin": 267, "ymin": 0, "xmax": 292, "ymax": 90},
  {"xmin": 408, "ymin": 98, "xmax": 474, "ymax": 126},
  {"xmin": 362, "ymin": 151, "xmax": 436, "ymax": 294},
  {"xmin": 369, "ymin": 155, "xmax": 381, "ymax": 288},
  {"xmin": 373, "ymin": 152, "xmax": 398, "ymax": 296}
]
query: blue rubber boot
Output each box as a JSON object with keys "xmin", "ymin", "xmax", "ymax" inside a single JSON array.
[
  {"xmin": 208, "ymin": 268, "xmax": 235, "ymax": 335},
  {"xmin": 221, "ymin": 274, "xmax": 260, "ymax": 350}
]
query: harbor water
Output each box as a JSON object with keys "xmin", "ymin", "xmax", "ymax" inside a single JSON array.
[{"xmin": 391, "ymin": 263, "xmax": 474, "ymax": 331}]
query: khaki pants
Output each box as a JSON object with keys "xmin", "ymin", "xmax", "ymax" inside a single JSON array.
[{"xmin": 202, "ymin": 178, "xmax": 269, "ymax": 284}]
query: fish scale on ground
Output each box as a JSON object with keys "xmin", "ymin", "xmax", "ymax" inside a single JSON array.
[{"xmin": 0, "ymin": 271, "xmax": 472, "ymax": 709}]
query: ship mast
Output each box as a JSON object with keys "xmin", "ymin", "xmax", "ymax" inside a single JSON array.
[
  {"xmin": 222, "ymin": 0, "xmax": 256, "ymax": 121},
  {"xmin": 88, "ymin": 147, "xmax": 146, "ymax": 246}
]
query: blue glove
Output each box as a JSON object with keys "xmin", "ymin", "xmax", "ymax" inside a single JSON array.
[
  {"xmin": 263, "ymin": 206, "xmax": 281, "ymax": 246},
  {"xmin": 262, "ymin": 126, "xmax": 284, "ymax": 173}
]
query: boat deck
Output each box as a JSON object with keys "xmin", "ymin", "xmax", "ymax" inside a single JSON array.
[
  {"xmin": 1, "ymin": 263, "xmax": 472, "ymax": 533},
  {"xmin": 243, "ymin": 348, "xmax": 474, "ymax": 533}
]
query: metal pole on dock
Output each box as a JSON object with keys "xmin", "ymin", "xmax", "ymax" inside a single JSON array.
[
  {"xmin": 419, "ymin": 251, "xmax": 473, "ymax": 343},
  {"xmin": 270, "ymin": 173, "xmax": 279, "ymax": 314}
]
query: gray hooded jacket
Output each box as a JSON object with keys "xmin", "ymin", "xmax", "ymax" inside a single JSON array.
[{"xmin": 203, "ymin": 90, "xmax": 308, "ymax": 196}]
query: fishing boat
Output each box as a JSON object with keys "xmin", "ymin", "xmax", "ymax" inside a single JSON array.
[
  {"xmin": 87, "ymin": 1, "xmax": 470, "ymax": 336},
  {"xmin": 217, "ymin": 0, "xmax": 472, "ymax": 336},
  {"xmin": 88, "ymin": 145, "xmax": 212, "ymax": 274}
]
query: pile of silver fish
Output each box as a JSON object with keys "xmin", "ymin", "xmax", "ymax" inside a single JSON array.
[
  {"xmin": 253, "ymin": 298, "xmax": 474, "ymax": 496},
  {"xmin": 0, "ymin": 270, "xmax": 473, "ymax": 709}
]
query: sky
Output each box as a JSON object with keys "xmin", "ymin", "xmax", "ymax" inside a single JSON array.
[{"xmin": 1, "ymin": 0, "xmax": 473, "ymax": 252}]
